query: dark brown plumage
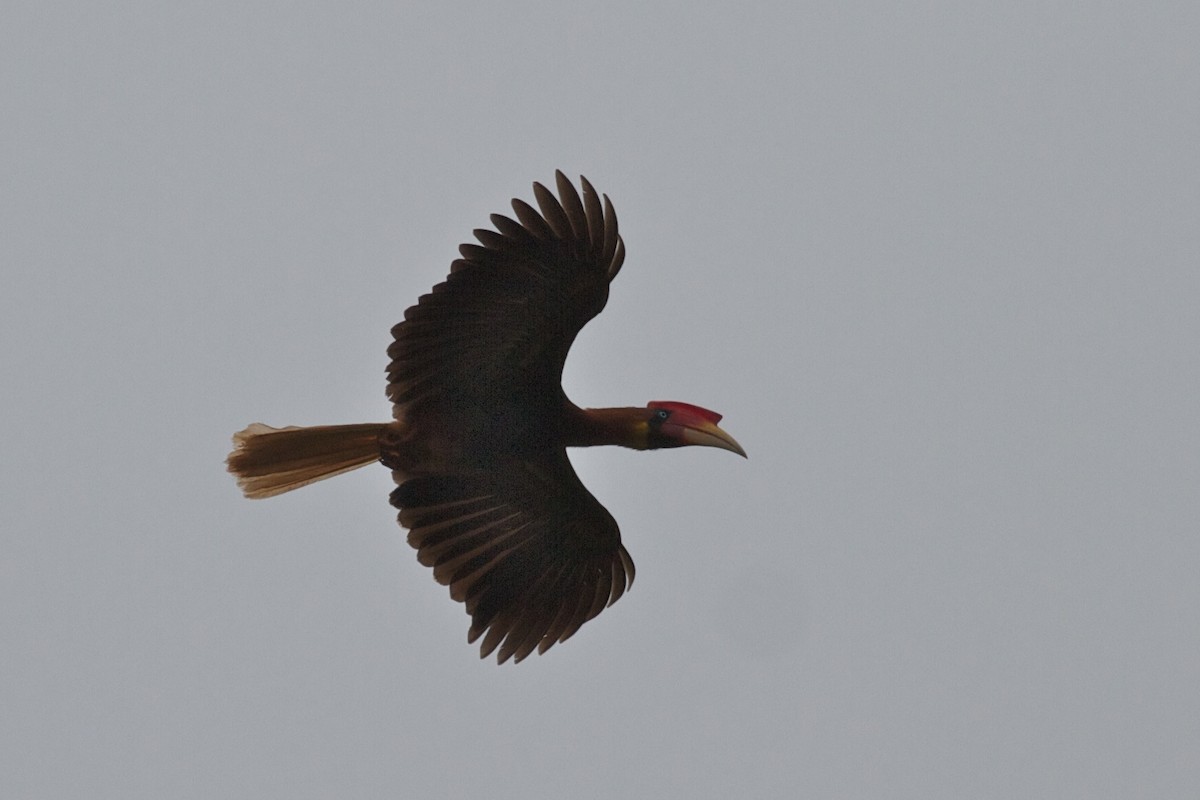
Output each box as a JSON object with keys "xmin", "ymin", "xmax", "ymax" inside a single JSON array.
[{"xmin": 227, "ymin": 172, "xmax": 743, "ymax": 663}]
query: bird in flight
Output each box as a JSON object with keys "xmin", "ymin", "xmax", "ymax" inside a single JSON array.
[{"xmin": 227, "ymin": 172, "xmax": 745, "ymax": 663}]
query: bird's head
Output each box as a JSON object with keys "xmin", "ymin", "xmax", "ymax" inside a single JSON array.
[{"xmin": 643, "ymin": 401, "xmax": 746, "ymax": 457}]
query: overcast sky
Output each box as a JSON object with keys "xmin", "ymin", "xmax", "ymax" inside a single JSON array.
[{"xmin": 3, "ymin": 2, "xmax": 1199, "ymax": 798}]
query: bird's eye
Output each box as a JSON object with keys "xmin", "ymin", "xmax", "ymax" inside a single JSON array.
[{"xmin": 655, "ymin": 409, "xmax": 670, "ymax": 420}]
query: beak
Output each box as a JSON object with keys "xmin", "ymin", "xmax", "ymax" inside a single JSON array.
[{"xmin": 668, "ymin": 418, "xmax": 747, "ymax": 458}]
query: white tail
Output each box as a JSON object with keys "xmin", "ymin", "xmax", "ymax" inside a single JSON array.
[{"xmin": 226, "ymin": 422, "xmax": 388, "ymax": 499}]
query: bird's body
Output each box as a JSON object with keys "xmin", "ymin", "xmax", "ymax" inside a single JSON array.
[{"xmin": 228, "ymin": 172, "xmax": 743, "ymax": 663}]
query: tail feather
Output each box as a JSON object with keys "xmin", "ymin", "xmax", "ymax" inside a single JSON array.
[{"xmin": 227, "ymin": 422, "xmax": 388, "ymax": 499}]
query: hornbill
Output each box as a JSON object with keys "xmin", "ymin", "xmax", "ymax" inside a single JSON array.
[{"xmin": 227, "ymin": 172, "xmax": 745, "ymax": 663}]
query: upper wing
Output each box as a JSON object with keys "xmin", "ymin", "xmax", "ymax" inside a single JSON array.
[
  {"xmin": 387, "ymin": 171, "xmax": 626, "ymax": 423},
  {"xmin": 392, "ymin": 455, "xmax": 636, "ymax": 663}
]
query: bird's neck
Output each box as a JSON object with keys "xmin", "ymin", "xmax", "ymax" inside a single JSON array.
[{"xmin": 562, "ymin": 405, "xmax": 648, "ymax": 450}]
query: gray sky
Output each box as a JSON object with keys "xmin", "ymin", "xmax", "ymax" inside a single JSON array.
[{"xmin": 3, "ymin": 2, "xmax": 1199, "ymax": 798}]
